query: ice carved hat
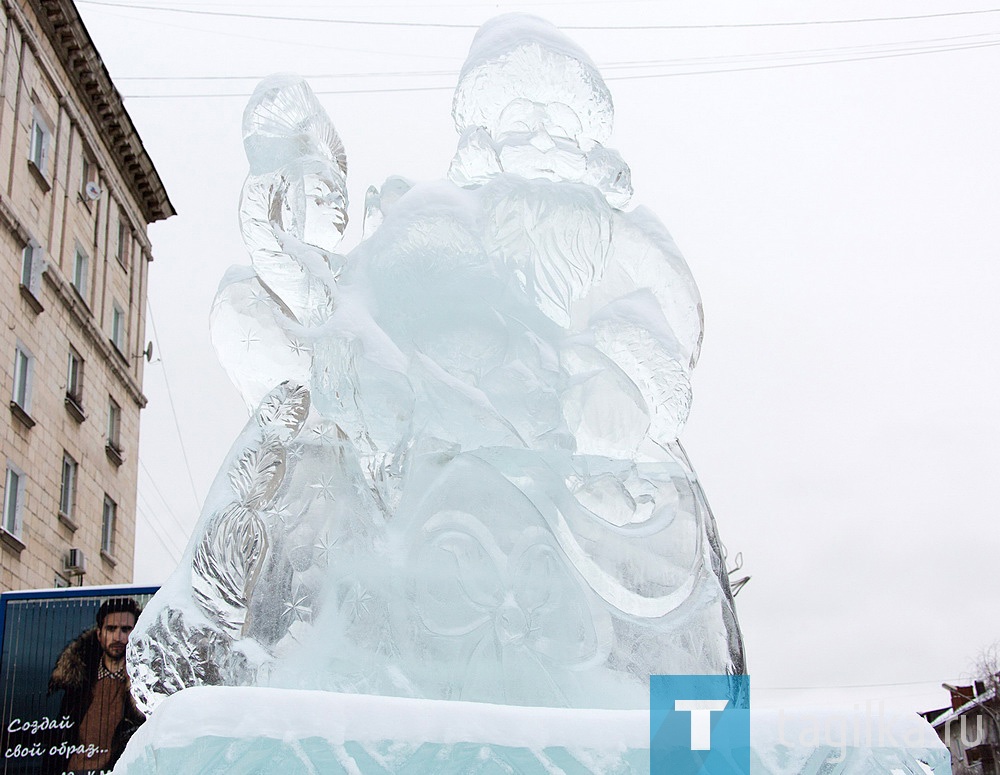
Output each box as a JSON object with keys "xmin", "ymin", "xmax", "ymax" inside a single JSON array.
[
  {"xmin": 452, "ymin": 14, "xmax": 614, "ymax": 145},
  {"xmin": 243, "ymin": 73, "xmax": 348, "ymax": 177}
]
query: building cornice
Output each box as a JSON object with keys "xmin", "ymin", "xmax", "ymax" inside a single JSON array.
[
  {"xmin": 22, "ymin": 0, "xmax": 176, "ymax": 224},
  {"xmin": 0, "ymin": 194, "xmax": 30, "ymax": 245}
]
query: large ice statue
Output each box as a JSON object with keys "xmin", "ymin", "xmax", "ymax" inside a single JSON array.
[
  {"xmin": 129, "ymin": 14, "xmax": 743, "ymax": 717},
  {"xmin": 118, "ymin": 16, "xmax": 954, "ymax": 775}
]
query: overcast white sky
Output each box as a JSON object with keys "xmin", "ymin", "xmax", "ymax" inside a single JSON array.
[{"xmin": 73, "ymin": 0, "xmax": 1000, "ymax": 716}]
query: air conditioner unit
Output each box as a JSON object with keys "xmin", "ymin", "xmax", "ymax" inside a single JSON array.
[{"xmin": 64, "ymin": 548, "xmax": 86, "ymax": 577}]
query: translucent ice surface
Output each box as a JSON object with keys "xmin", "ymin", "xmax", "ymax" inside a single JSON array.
[
  {"xmin": 119, "ymin": 688, "xmax": 650, "ymax": 774},
  {"xmin": 116, "ymin": 692, "xmax": 950, "ymax": 775},
  {"xmin": 128, "ymin": 15, "xmax": 744, "ymax": 721}
]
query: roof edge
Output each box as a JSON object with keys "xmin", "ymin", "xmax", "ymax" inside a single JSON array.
[{"xmin": 30, "ymin": 0, "xmax": 176, "ymax": 223}]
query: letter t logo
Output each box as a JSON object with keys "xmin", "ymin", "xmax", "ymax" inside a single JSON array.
[{"xmin": 674, "ymin": 699, "xmax": 729, "ymax": 750}]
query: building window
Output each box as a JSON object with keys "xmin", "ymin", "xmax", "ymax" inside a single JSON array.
[
  {"xmin": 72, "ymin": 245, "xmax": 89, "ymax": 298},
  {"xmin": 20, "ymin": 244, "xmax": 32, "ymax": 287},
  {"xmin": 81, "ymin": 157, "xmax": 92, "ymax": 193},
  {"xmin": 81, "ymin": 156, "xmax": 99, "ymax": 200},
  {"xmin": 3, "ymin": 463, "xmax": 25, "ymax": 538},
  {"xmin": 101, "ymin": 495, "xmax": 116, "ymax": 555},
  {"xmin": 106, "ymin": 397, "xmax": 123, "ymax": 465},
  {"xmin": 65, "ymin": 347, "xmax": 85, "ymax": 422},
  {"xmin": 12, "ymin": 344, "xmax": 33, "ymax": 414},
  {"xmin": 67, "ymin": 347, "xmax": 84, "ymax": 404},
  {"xmin": 111, "ymin": 302, "xmax": 126, "ymax": 353},
  {"xmin": 19, "ymin": 240, "xmax": 44, "ymax": 310},
  {"xmin": 20, "ymin": 241, "xmax": 37, "ymax": 289},
  {"xmin": 107, "ymin": 397, "xmax": 121, "ymax": 447},
  {"xmin": 59, "ymin": 453, "xmax": 77, "ymax": 521},
  {"xmin": 28, "ymin": 110, "xmax": 51, "ymax": 176},
  {"xmin": 116, "ymin": 219, "xmax": 129, "ymax": 268}
]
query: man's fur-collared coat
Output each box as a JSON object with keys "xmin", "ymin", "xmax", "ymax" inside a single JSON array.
[{"xmin": 44, "ymin": 628, "xmax": 145, "ymax": 775}]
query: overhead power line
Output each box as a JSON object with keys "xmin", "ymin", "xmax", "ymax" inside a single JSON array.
[
  {"xmin": 116, "ymin": 68, "xmax": 456, "ymax": 81},
  {"xmin": 136, "ymin": 490, "xmax": 186, "ymax": 559},
  {"xmin": 139, "ymin": 459, "xmax": 197, "ymax": 542},
  {"xmin": 76, "ymin": 0, "xmax": 1000, "ymax": 30},
  {"xmin": 110, "ymin": 31, "xmax": 1000, "ymax": 82},
  {"xmin": 135, "ymin": 499, "xmax": 184, "ymax": 563},
  {"xmin": 609, "ymin": 38, "xmax": 1000, "ymax": 81},
  {"xmin": 120, "ymin": 36, "xmax": 1000, "ymax": 99},
  {"xmin": 78, "ymin": 0, "xmax": 757, "ymax": 8},
  {"xmin": 86, "ymin": 2, "xmax": 463, "ymax": 60},
  {"xmin": 146, "ymin": 301, "xmax": 203, "ymax": 511},
  {"xmin": 758, "ymin": 679, "xmax": 963, "ymax": 691}
]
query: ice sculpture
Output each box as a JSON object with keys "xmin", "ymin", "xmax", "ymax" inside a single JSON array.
[
  {"xmin": 128, "ymin": 14, "xmax": 745, "ymax": 721},
  {"xmin": 117, "ymin": 692, "xmax": 952, "ymax": 775}
]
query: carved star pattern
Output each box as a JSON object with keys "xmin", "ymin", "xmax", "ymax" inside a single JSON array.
[
  {"xmin": 239, "ymin": 328, "xmax": 260, "ymax": 352},
  {"xmin": 311, "ymin": 424, "xmax": 338, "ymax": 444},
  {"xmin": 343, "ymin": 584, "xmax": 373, "ymax": 623},
  {"xmin": 263, "ymin": 501, "xmax": 292, "ymax": 528},
  {"xmin": 282, "ymin": 592, "xmax": 312, "ymax": 624},
  {"xmin": 247, "ymin": 286, "xmax": 271, "ymax": 312},
  {"xmin": 310, "ymin": 475, "xmax": 337, "ymax": 501},
  {"xmin": 315, "ymin": 531, "xmax": 341, "ymax": 566},
  {"xmin": 287, "ymin": 338, "xmax": 309, "ymax": 356},
  {"xmin": 266, "ymin": 499, "xmax": 309, "ymax": 530}
]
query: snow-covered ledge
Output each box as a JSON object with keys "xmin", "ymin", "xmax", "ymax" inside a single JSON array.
[{"xmin": 112, "ymin": 687, "xmax": 950, "ymax": 775}]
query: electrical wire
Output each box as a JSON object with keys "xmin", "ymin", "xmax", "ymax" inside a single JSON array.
[
  {"xmin": 136, "ymin": 489, "xmax": 186, "ymax": 560},
  {"xmin": 119, "ymin": 36, "xmax": 1000, "ymax": 98},
  {"xmin": 75, "ymin": 0, "xmax": 1000, "ymax": 30},
  {"xmin": 85, "ymin": 3, "xmax": 464, "ymax": 60},
  {"xmin": 135, "ymin": 500, "xmax": 183, "ymax": 564},
  {"xmin": 125, "ymin": 84, "xmax": 452, "ymax": 98},
  {"xmin": 76, "ymin": 0, "xmax": 751, "ymax": 8},
  {"xmin": 138, "ymin": 459, "xmax": 197, "ymax": 543},
  {"xmin": 600, "ymin": 30, "xmax": 1000, "ymax": 67},
  {"xmin": 146, "ymin": 301, "xmax": 203, "ymax": 511},
  {"xmin": 607, "ymin": 38, "xmax": 1000, "ymax": 81},
  {"xmin": 109, "ymin": 30, "xmax": 1000, "ymax": 82},
  {"xmin": 758, "ymin": 679, "xmax": 964, "ymax": 691},
  {"xmin": 115, "ymin": 68, "xmax": 457, "ymax": 81},
  {"xmin": 136, "ymin": 488, "xmax": 186, "ymax": 557}
]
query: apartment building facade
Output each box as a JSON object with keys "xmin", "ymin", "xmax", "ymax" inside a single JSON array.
[{"xmin": 0, "ymin": 0, "xmax": 173, "ymax": 590}]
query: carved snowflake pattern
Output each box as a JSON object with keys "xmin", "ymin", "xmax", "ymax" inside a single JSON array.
[
  {"xmin": 239, "ymin": 328, "xmax": 260, "ymax": 351},
  {"xmin": 311, "ymin": 424, "xmax": 339, "ymax": 444},
  {"xmin": 282, "ymin": 592, "xmax": 312, "ymax": 624},
  {"xmin": 310, "ymin": 475, "xmax": 337, "ymax": 501}
]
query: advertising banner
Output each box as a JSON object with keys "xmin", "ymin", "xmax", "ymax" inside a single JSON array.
[{"xmin": 0, "ymin": 586, "xmax": 158, "ymax": 775}]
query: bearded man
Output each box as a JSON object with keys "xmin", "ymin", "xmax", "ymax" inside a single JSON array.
[{"xmin": 45, "ymin": 597, "xmax": 146, "ymax": 774}]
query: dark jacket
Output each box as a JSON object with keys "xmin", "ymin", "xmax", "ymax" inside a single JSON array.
[{"xmin": 43, "ymin": 628, "xmax": 145, "ymax": 775}]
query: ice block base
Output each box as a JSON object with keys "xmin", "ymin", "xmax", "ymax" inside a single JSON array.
[{"xmin": 113, "ymin": 687, "xmax": 950, "ymax": 775}]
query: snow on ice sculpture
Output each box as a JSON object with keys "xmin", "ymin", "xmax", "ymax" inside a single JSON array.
[{"xmin": 127, "ymin": 14, "xmax": 745, "ymax": 721}]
